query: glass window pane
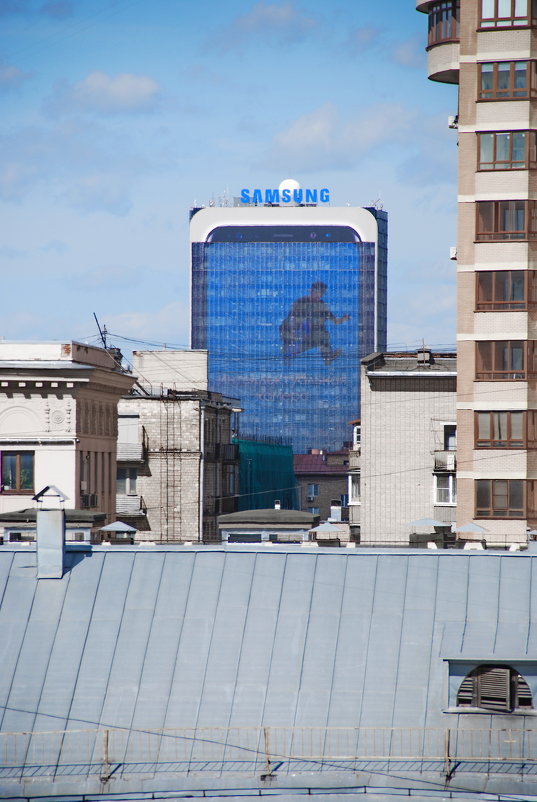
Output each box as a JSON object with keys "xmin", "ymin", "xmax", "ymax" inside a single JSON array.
[
  {"xmin": 494, "ymin": 272, "xmax": 509, "ymax": 301},
  {"xmin": 514, "ymin": 0, "xmax": 528, "ymax": 15},
  {"xmin": 511, "ymin": 271, "xmax": 525, "ymax": 301},
  {"xmin": 479, "ymin": 133, "xmax": 494, "ymax": 165},
  {"xmin": 511, "ymin": 343, "xmax": 524, "ymax": 371},
  {"xmin": 117, "ymin": 468, "xmax": 126, "ymax": 494},
  {"xmin": 477, "ymin": 480, "xmax": 490, "ymax": 510},
  {"xmin": 494, "ymin": 479, "xmax": 509, "ymax": 508},
  {"xmin": 510, "ymin": 412, "xmax": 524, "ymax": 440},
  {"xmin": 498, "ymin": 62, "xmax": 511, "ymax": 90},
  {"xmin": 514, "ymin": 62, "xmax": 527, "ymax": 90},
  {"xmin": 1, "ymin": 454, "xmax": 16, "ymax": 489},
  {"xmin": 481, "ymin": 63, "xmax": 494, "ymax": 92},
  {"xmin": 494, "ymin": 342, "xmax": 509, "ymax": 371},
  {"xmin": 512, "ymin": 132, "xmax": 526, "ymax": 164},
  {"xmin": 494, "ymin": 412, "xmax": 508, "ymax": 441},
  {"xmin": 482, "ymin": 0, "xmax": 495, "ymax": 16},
  {"xmin": 496, "ymin": 133, "xmax": 511, "ymax": 162},
  {"xmin": 509, "ymin": 480, "xmax": 524, "ymax": 509},
  {"xmin": 477, "ymin": 412, "xmax": 490, "ymax": 441},
  {"xmin": 19, "ymin": 453, "xmax": 33, "ymax": 490},
  {"xmin": 477, "ymin": 272, "xmax": 493, "ymax": 303}
]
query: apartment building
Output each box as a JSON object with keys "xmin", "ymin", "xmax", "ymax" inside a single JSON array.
[
  {"xmin": 360, "ymin": 350, "xmax": 457, "ymax": 544},
  {"xmin": 117, "ymin": 350, "xmax": 240, "ymax": 542},
  {"xmin": 0, "ymin": 341, "xmax": 134, "ymax": 525},
  {"xmin": 418, "ymin": 0, "xmax": 537, "ymax": 545}
]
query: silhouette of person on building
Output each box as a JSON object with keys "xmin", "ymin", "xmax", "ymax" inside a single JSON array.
[{"xmin": 280, "ymin": 281, "xmax": 350, "ymax": 364}]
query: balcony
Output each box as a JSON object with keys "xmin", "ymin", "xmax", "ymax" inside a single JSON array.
[
  {"xmin": 216, "ymin": 443, "xmax": 239, "ymax": 461},
  {"xmin": 117, "ymin": 427, "xmax": 148, "ymax": 463},
  {"xmin": 116, "ymin": 494, "xmax": 147, "ymax": 516},
  {"xmin": 434, "ymin": 450, "xmax": 457, "ymax": 471}
]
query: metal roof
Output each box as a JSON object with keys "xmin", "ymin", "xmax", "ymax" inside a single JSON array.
[{"xmin": 0, "ymin": 546, "xmax": 536, "ymax": 797}]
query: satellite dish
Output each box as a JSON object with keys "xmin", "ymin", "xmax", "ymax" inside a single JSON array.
[{"xmin": 278, "ymin": 178, "xmax": 300, "ymax": 194}]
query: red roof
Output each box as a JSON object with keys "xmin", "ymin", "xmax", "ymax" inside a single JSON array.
[{"xmin": 293, "ymin": 454, "xmax": 347, "ymax": 475}]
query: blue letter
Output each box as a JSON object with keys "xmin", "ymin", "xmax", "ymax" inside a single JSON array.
[
  {"xmin": 320, "ymin": 188, "xmax": 330, "ymax": 203},
  {"xmin": 252, "ymin": 189, "xmax": 263, "ymax": 204},
  {"xmin": 305, "ymin": 189, "xmax": 317, "ymax": 204},
  {"xmin": 240, "ymin": 189, "xmax": 250, "ymax": 203},
  {"xmin": 265, "ymin": 189, "xmax": 279, "ymax": 204},
  {"xmin": 293, "ymin": 189, "xmax": 303, "ymax": 204},
  {"xmin": 281, "ymin": 189, "xmax": 291, "ymax": 203}
]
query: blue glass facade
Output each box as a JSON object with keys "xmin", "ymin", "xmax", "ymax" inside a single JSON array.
[{"xmin": 191, "ymin": 209, "xmax": 387, "ymax": 454}]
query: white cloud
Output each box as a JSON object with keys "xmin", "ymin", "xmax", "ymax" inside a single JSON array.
[
  {"xmin": 0, "ymin": 62, "xmax": 30, "ymax": 88},
  {"xmin": 104, "ymin": 301, "xmax": 190, "ymax": 348},
  {"xmin": 262, "ymin": 102, "xmax": 415, "ymax": 172},
  {"xmin": 392, "ymin": 35, "xmax": 425, "ymax": 69},
  {"xmin": 65, "ymin": 173, "xmax": 132, "ymax": 215},
  {"xmin": 207, "ymin": 1, "xmax": 317, "ymax": 52},
  {"xmin": 70, "ymin": 71, "xmax": 160, "ymax": 114}
]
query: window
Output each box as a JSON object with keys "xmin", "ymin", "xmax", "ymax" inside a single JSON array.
[
  {"xmin": 340, "ymin": 493, "xmax": 349, "ymax": 507},
  {"xmin": 476, "ymin": 200, "xmax": 537, "ymax": 241},
  {"xmin": 474, "ymin": 410, "xmax": 537, "ymax": 447},
  {"xmin": 457, "ymin": 665, "xmax": 532, "ymax": 712},
  {"xmin": 476, "ymin": 478, "xmax": 524, "ymax": 517},
  {"xmin": 476, "ymin": 270, "xmax": 537, "ymax": 310},
  {"xmin": 428, "ymin": 1, "xmax": 459, "ymax": 46},
  {"xmin": 117, "ymin": 467, "xmax": 137, "ymax": 495},
  {"xmin": 478, "ymin": 131, "xmax": 537, "ymax": 170},
  {"xmin": 1, "ymin": 452, "xmax": 34, "ymax": 493},
  {"xmin": 350, "ymin": 475, "xmax": 361, "ymax": 503},
  {"xmin": 308, "ymin": 507, "xmax": 320, "ymax": 515},
  {"xmin": 475, "ymin": 340, "xmax": 537, "ymax": 380},
  {"xmin": 479, "ymin": 61, "xmax": 537, "ymax": 99},
  {"xmin": 479, "ymin": 0, "xmax": 537, "ymax": 28},
  {"xmin": 444, "ymin": 424, "xmax": 456, "ymax": 450},
  {"xmin": 307, "ymin": 483, "xmax": 319, "ymax": 498},
  {"xmin": 435, "ymin": 473, "xmax": 457, "ymax": 504}
]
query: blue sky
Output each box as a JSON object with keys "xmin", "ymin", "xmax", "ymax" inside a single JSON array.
[{"xmin": 0, "ymin": 0, "xmax": 458, "ymax": 352}]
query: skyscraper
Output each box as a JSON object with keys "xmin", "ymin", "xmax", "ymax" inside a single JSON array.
[
  {"xmin": 190, "ymin": 198, "xmax": 387, "ymax": 453},
  {"xmin": 418, "ymin": 0, "xmax": 537, "ymax": 544}
]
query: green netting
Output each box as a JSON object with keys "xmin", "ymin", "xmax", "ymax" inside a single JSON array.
[{"xmin": 234, "ymin": 439, "xmax": 298, "ymax": 510}]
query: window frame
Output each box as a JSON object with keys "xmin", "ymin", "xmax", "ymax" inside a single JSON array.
[
  {"xmin": 116, "ymin": 466, "xmax": 138, "ymax": 496},
  {"xmin": 307, "ymin": 483, "xmax": 319, "ymax": 498},
  {"xmin": 479, "ymin": 0, "xmax": 537, "ymax": 29},
  {"xmin": 475, "ymin": 340, "xmax": 537, "ymax": 380},
  {"xmin": 1, "ymin": 451, "xmax": 35, "ymax": 494},
  {"xmin": 474, "ymin": 410, "xmax": 536, "ymax": 448},
  {"xmin": 476, "ymin": 270, "xmax": 537, "ymax": 311},
  {"xmin": 479, "ymin": 61, "xmax": 537, "ymax": 100},
  {"xmin": 434, "ymin": 473, "xmax": 457, "ymax": 505},
  {"xmin": 477, "ymin": 130, "xmax": 537, "ymax": 171},
  {"xmin": 476, "ymin": 478, "xmax": 525, "ymax": 518},
  {"xmin": 427, "ymin": 1, "xmax": 460, "ymax": 47},
  {"xmin": 476, "ymin": 200, "xmax": 537, "ymax": 242}
]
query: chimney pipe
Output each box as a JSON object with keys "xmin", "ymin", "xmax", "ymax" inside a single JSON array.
[{"xmin": 37, "ymin": 508, "xmax": 65, "ymax": 579}]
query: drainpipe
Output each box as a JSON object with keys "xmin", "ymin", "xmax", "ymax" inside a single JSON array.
[{"xmin": 199, "ymin": 403, "xmax": 205, "ymax": 543}]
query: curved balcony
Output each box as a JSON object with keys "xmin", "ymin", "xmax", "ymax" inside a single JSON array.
[
  {"xmin": 417, "ymin": 0, "xmax": 460, "ymax": 83},
  {"xmin": 427, "ymin": 40, "xmax": 460, "ymax": 83}
]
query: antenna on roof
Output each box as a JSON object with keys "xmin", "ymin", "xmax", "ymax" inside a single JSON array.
[{"xmin": 93, "ymin": 312, "xmax": 107, "ymax": 349}]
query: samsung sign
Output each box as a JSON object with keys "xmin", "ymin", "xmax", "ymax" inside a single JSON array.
[{"xmin": 240, "ymin": 188, "xmax": 330, "ymax": 205}]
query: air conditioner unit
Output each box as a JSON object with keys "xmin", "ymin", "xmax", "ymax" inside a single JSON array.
[
  {"xmin": 446, "ymin": 452, "xmax": 455, "ymax": 471},
  {"xmin": 449, "ymin": 246, "xmax": 457, "ymax": 260},
  {"xmin": 307, "ymin": 496, "xmax": 315, "ymax": 502},
  {"xmin": 448, "ymin": 114, "xmax": 458, "ymax": 129}
]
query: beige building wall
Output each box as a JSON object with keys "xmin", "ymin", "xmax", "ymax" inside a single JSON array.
[
  {"xmin": 360, "ymin": 353, "xmax": 456, "ymax": 544},
  {"xmin": 0, "ymin": 341, "xmax": 134, "ymax": 524},
  {"xmin": 419, "ymin": 0, "xmax": 537, "ymax": 545}
]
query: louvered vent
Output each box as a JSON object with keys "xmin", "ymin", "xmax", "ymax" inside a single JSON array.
[{"xmin": 456, "ymin": 665, "xmax": 533, "ymax": 712}]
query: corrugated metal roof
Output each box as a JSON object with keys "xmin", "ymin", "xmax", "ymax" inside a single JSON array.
[{"xmin": 0, "ymin": 546, "xmax": 536, "ymax": 796}]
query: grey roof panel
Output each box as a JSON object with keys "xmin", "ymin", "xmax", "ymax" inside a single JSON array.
[{"xmin": 0, "ymin": 547, "xmax": 537, "ymax": 794}]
